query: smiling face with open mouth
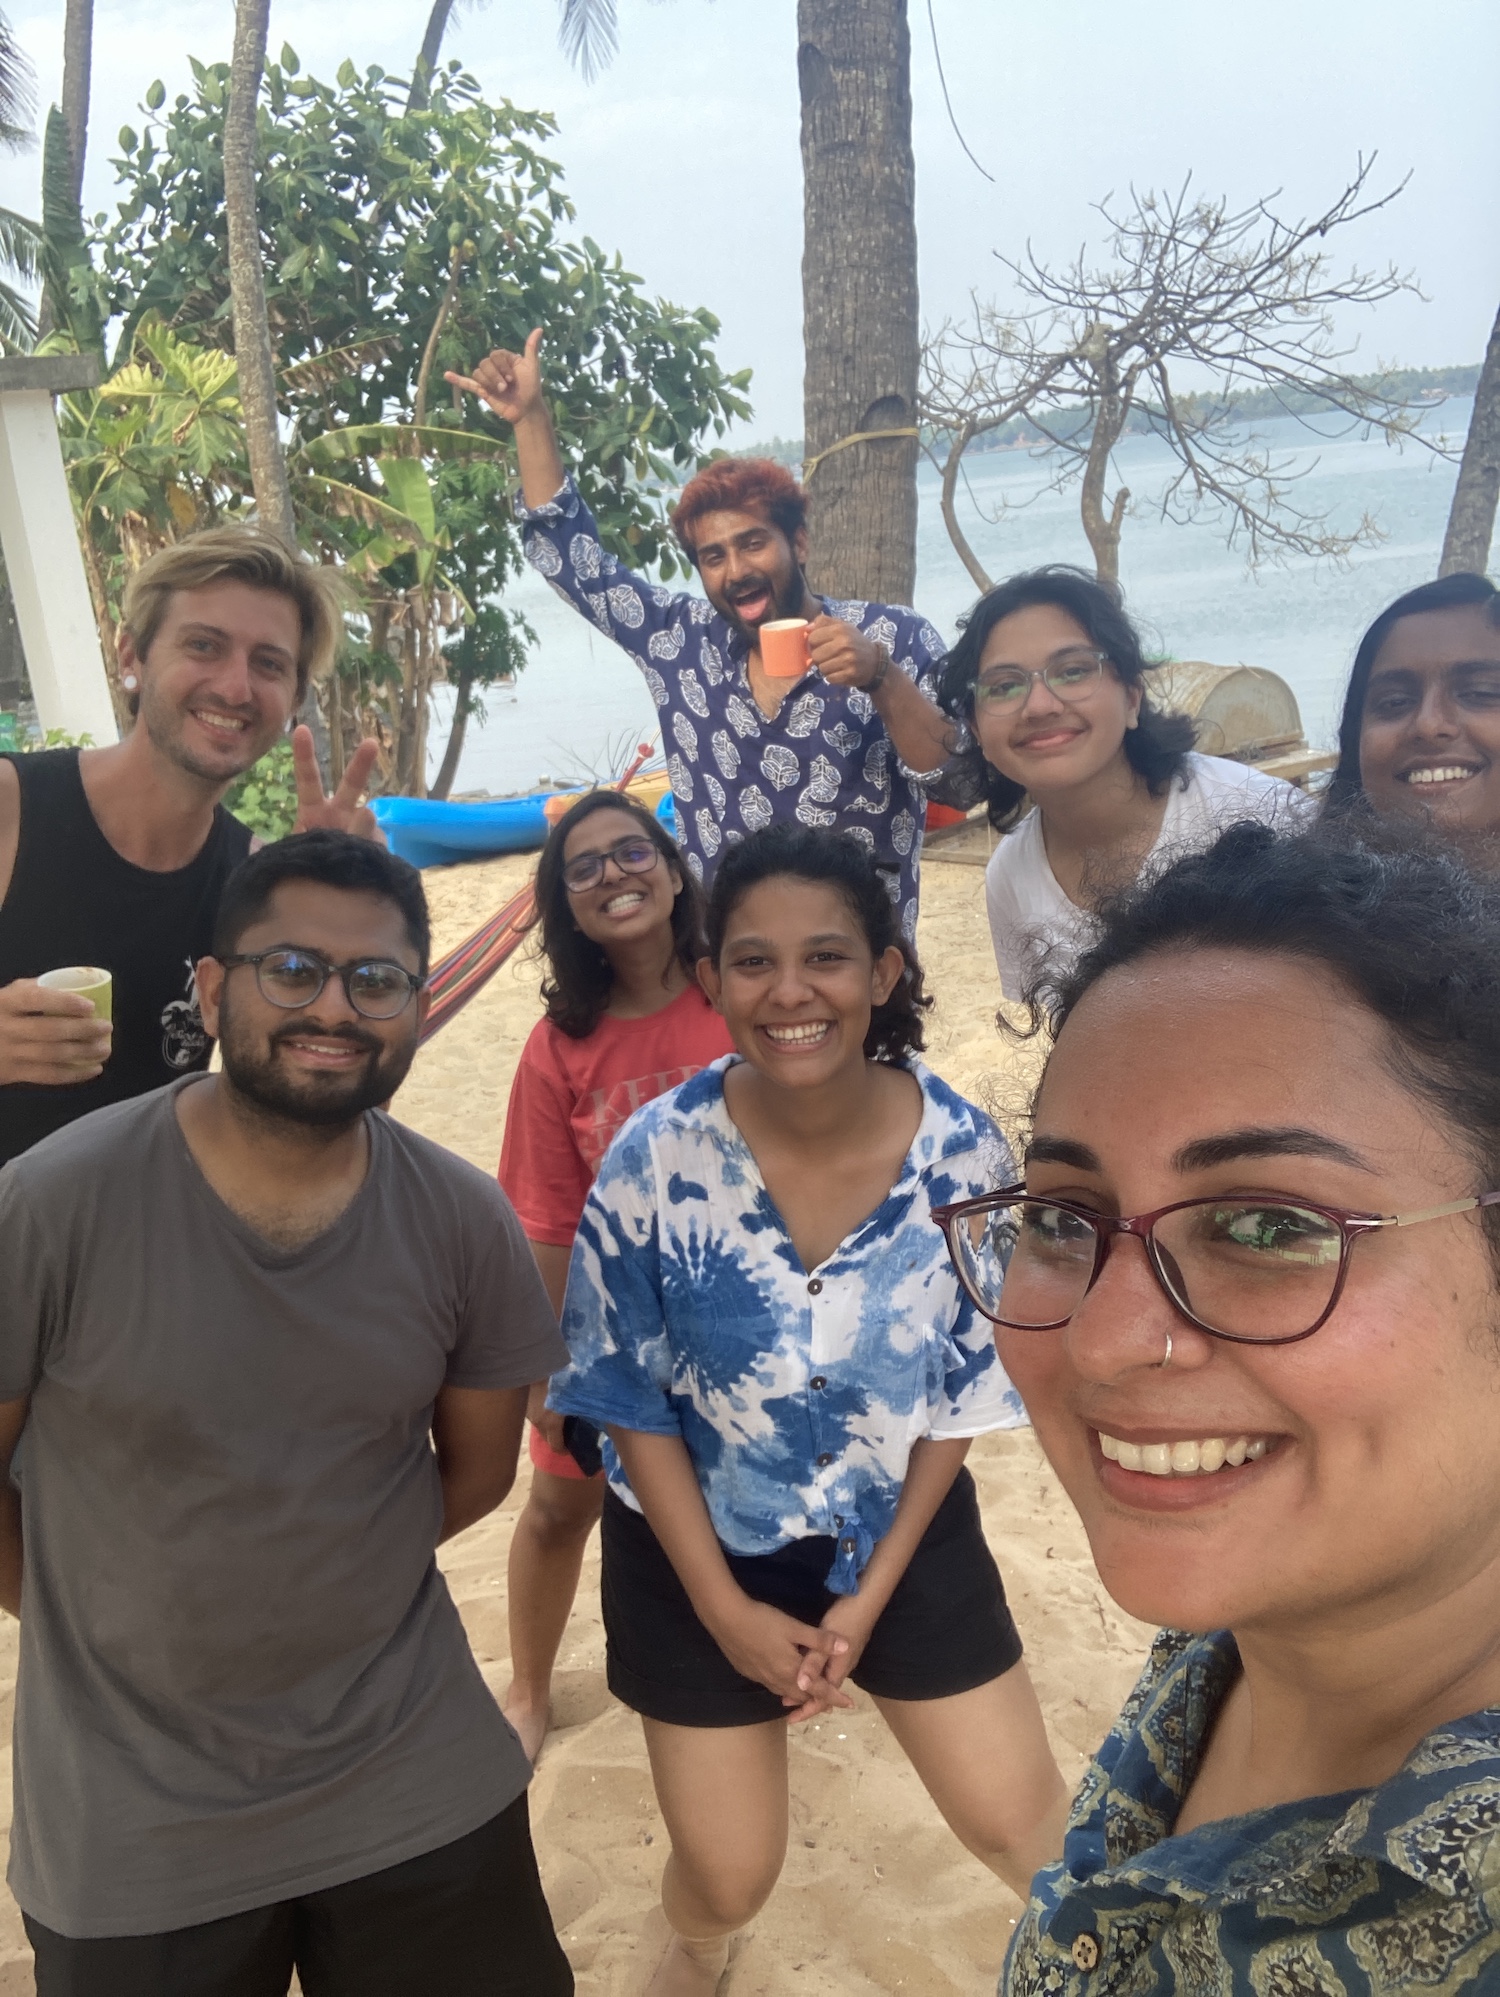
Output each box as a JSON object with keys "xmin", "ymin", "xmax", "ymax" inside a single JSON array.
[
  {"xmin": 561, "ymin": 806, "xmax": 682, "ymax": 954},
  {"xmin": 699, "ymin": 876, "xmax": 904, "ymax": 1091},
  {"xmin": 1358, "ymin": 603, "xmax": 1500, "ymax": 839},
  {"xmin": 131, "ymin": 580, "xmax": 305, "ymax": 788},
  {"xmin": 200, "ymin": 879, "xmax": 426, "ymax": 1129},
  {"xmin": 999, "ymin": 944, "xmax": 1500, "ymax": 1642},
  {"xmin": 688, "ymin": 505, "xmax": 810, "ymax": 643}
]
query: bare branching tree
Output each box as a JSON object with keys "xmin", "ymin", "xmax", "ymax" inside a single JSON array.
[{"xmin": 921, "ymin": 163, "xmax": 1443, "ymax": 589}]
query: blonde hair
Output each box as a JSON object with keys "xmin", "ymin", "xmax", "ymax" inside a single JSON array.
[{"xmin": 122, "ymin": 527, "xmax": 347, "ymax": 698}]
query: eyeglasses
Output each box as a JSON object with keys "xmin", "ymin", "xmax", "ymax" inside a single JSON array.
[
  {"xmin": 219, "ymin": 948, "xmax": 424, "ymax": 1020},
  {"xmin": 562, "ymin": 836, "xmax": 662, "ymax": 894},
  {"xmin": 973, "ymin": 651, "xmax": 1109, "ymax": 712},
  {"xmin": 932, "ymin": 1185, "xmax": 1500, "ymax": 1346}
]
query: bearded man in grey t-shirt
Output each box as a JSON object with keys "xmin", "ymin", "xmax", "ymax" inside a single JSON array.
[{"xmin": 0, "ymin": 831, "xmax": 573, "ymax": 1996}]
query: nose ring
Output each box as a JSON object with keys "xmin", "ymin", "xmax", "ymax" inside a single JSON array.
[{"xmin": 1158, "ymin": 1331, "xmax": 1173, "ymax": 1369}]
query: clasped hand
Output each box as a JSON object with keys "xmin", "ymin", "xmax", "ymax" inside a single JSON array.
[{"xmin": 709, "ymin": 1590, "xmax": 881, "ymax": 1725}]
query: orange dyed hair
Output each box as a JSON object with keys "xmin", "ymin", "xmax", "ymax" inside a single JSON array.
[{"xmin": 671, "ymin": 457, "xmax": 808, "ymax": 564}]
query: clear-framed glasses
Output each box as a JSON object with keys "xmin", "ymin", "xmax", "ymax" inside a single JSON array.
[
  {"xmin": 562, "ymin": 836, "xmax": 662, "ymax": 894},
  {"xmin": 973, "ymin": 650, "xmax": 1109, "ymax": 712},
  {"xmin": 932, "ymin": 1185, "xmax": 1500, "ymax": 1346},
  {"xmin": 219, "ymin": 948, "xmax": 424, "ymax": 1020}
]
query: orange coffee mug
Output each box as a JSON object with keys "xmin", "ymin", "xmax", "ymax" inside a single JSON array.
[{"xmin": 759, "ymin": 619, "xmax": 811, "ymax": 679}]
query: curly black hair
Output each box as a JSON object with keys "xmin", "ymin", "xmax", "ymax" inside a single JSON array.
[
  {"xmin": 936, "ymin": 565, "xmax": 1197, "ymax": 832},
  {"xmin": 1035, "ymin": 817, "xmax": 1500, "ymax": 1270},
  {"xmin": 705, "ymin": 824, "xmax": 933, "ymax": 1064},
  {"xmin": 532, "ymin": 790, "xmax": 708, "ymax": 1039}
]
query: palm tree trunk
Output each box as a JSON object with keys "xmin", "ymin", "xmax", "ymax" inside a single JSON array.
[
  {"xmin": 224, "ymin": 0, "xmax": 295, "ymax": 546},
  {"xmin": 798, "ymin": 0, "xmax": 919, "ymax": 605},
  {"xmin": 430, "ymin": 673, "xmax": 473, "ymax": 800},
  {"xmin": 408, "ymin": 0, "xmax": 458, "ymax": 112},
  {"xmin": 60, "ymin": 0, "xmax": 91, "ymax": 204},
  {"xmin": 1440, "ymin": 302, "xmax": 1500, "ymax": 577}
]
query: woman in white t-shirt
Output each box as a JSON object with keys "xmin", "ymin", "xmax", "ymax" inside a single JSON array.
[{"xmin": 937, "ymin": 566, "xmax": 1307, "ymax": 1001}]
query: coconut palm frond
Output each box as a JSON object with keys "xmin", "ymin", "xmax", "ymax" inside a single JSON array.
[
  {"xmin": 557, "ymin": 0, "xmax": 618, "ymax": 82},
  {"xmin": 0, "ymin": 16, "xmax": 35, "ymax": 156},
  {"xmin": 0, "ymin": 204, "xmax": 41, "ymax": 284},
  {"xmin": 0, "ymin": 277, "xmax": 36, "ymax": 352}
]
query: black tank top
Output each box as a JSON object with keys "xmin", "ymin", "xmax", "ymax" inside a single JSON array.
[{"xmin": 0, "ymin": 750, "xmax": 253, "ymax": 1163}]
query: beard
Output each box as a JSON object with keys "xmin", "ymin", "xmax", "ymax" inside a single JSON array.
[
  {"xmin": 715, "ymin": 562, "xmax": 807, "ymax": 640},
  {"xmin": 138, "ymin": 675, "xmax": 275, "ymax": 785},
  {"xmin": 217, "ymin": 991, "xmax": 418, "ymax": 1131}
]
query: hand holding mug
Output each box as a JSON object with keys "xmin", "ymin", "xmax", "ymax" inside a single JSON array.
[
  {"xmin": 0, "ymin": 972, "xmax": 112, "ymax": 1087},
  {"xmin": 806, "ymin": 616, "xmax": 888, "ymax": 691}
]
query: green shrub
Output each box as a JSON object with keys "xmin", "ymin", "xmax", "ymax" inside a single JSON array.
[{"xmin": 224, "ymin": 739, "xmax": 298, "ymax": 840}]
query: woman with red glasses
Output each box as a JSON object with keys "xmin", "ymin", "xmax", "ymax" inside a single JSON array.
[
  {"xmin": 497, "ymin": 792, "xmax": 732, "ymax": 1763},
  {"xmin": 937, "ymin": 820, "xmax": 1500, "ymax": 1993}
]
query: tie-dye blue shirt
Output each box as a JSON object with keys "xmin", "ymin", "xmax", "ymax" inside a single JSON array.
[{"xmin": 549, "ymin": 1056, "xmax": 1025, "ymax": 1593}]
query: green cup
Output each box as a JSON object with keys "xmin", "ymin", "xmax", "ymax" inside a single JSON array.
[{"xmin": 38, "ymin": 965, "xmax": 113, "ymax": 1022}]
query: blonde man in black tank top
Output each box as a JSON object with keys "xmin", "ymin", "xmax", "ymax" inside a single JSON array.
[{"xmin": 0, "ymin": 527, "xmax": 377, "ymax": 1163}]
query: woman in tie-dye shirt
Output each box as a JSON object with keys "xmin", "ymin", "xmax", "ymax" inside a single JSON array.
[{"xmin": 550, "ymin": 826, "xmax": 1066, "ymax": 1994}]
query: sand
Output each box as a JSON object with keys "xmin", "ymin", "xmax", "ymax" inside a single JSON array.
[{"xmin": 0, "ymin": 850, "xmax": 1154, "ymax": 1996}]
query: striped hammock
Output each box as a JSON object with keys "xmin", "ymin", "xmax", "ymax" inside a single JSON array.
[{"xmin": 418, "ymin": 743, "xmax": 657, "ymax": 1044}]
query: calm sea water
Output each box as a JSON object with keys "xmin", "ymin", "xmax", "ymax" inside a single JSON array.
[{"xmin": 431, "ymin": 397, "xmax": 1474, "ymax": 796}]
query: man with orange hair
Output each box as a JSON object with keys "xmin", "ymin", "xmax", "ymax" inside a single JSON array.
[{"xmin": 448, "ymin": 334, "xmax": 957, "ymax": 940}]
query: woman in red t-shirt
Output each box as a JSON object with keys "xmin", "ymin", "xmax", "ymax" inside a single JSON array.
[{"xmin": 498, "ymin": 791, "xmax": 733, "ymax": 1762}]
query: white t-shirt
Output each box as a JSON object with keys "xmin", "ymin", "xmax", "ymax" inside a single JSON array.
[{"xmin": 985, "ymin": 752, "xmax": 1312, "ymax": 1002}]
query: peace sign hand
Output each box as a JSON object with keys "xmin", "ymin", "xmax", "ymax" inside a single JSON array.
[{"xmin": 290, "ymin": 726, "xmax": 384, "ymax": 844}]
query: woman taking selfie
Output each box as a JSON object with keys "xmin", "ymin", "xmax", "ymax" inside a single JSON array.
[
  {"xmin": 1325, "ymin": 570, "xmax": 1500, "ymax": 862},
  {"xmin": 497, "ymin": 791, "xmax": 731, "ymax": 1763},
  {"xmin": 938, "ymin": 567, "xmax": 1305, "ymax": 1000},
  {"xmin": 935, "ymin": 821, "xmax": 1500, "ymax": 1992},
  {"xmin": 549, "ymin": 825, "xmax": 1066, "ymax": 1995}
]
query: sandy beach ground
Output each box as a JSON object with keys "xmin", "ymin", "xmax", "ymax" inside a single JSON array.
[{"xmin": 0, "ymin": 849, "xmax": 1154, "ymax": 1995}]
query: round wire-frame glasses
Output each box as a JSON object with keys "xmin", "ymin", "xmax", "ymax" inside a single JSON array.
[
  {"xmin": 561, "ymin": 836, "xmax": 662, "ymax": 894},
  {"xmin": 972, "ymin": 650, "xmax": 1109, "ymax": 712},
  {"xmin": 932, "ymin": 1185, "xmax": 1500, "ymax": 1346},
  {"xmin": 219, "ymin": 948, "xmax": 424, "ymax": 1020}
]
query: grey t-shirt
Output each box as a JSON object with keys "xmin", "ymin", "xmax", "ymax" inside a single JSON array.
[{"xmin": 0, "ymin": 1078, "xmax": 568, "ymax": 1938}]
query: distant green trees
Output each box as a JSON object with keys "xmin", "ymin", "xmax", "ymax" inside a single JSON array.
[{"xmin": 44, "ymin": 50, "xmax": 750, "ymax": 792}]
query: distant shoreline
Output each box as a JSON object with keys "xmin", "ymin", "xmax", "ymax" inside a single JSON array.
[{"xmin": 741, "ymin": 363, "xmax": 1482, "ymax": 469}]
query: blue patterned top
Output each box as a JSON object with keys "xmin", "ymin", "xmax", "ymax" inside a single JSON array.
[
  {"xmin": 1005, "ymin": 1627, "xmax": 1500, "ymax": 1996},
  {"xmin": 549, "ymin": 1056, "xmax": 1025, "ymax": 1592},
  {"xmin": 519, "ymin": 478, "xmax": 951, "ymax": 942}
]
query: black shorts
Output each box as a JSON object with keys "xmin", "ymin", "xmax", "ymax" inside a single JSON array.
[
  {"xmin": 602, "ymin": 1466, "xmax": 1023, "ymax": 1727},
  {"xmin": 23, "ymin": 1795, "xmax": 572, "ymax": 1997}
]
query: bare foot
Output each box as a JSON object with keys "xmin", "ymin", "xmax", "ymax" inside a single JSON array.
[
  {"xmin": 501, "ymin": 1689, "xmax": 549, "ymax": 1765},
  {"xmin": 644, "ymin": 1933, "xmax": 731, "ymax": 1995}
]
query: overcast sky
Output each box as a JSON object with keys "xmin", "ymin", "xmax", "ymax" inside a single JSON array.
[{"xmin": 1, "ymin": 0, "xmax": 1495, "ymax": 439}]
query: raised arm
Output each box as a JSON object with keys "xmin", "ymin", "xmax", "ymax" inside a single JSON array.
[{"xmin": 446, "ymin": 329, "xmax": 565, "ymax": 510}]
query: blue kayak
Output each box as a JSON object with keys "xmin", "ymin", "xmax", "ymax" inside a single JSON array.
[{"xmin": 373, "ymin": 790, "xmax": 679, "ymax": 869}]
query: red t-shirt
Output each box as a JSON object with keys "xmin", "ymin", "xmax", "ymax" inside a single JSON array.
[{"xmin": 498, "ymin": 984, "xmax": 734, "ymax": 1246}]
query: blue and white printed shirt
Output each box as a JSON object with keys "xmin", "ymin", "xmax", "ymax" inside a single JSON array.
[
  {"xmin": 1005, "ymin": 1628, "xmax": 1500, "ymax": 1996},
  {"xmin": 549, "ymin": 1056, "xmax": 1025, "ymax": 1593},
  {"xmin": 519, "ymin": 478, "xmax": 952, "ymax": 943}
]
